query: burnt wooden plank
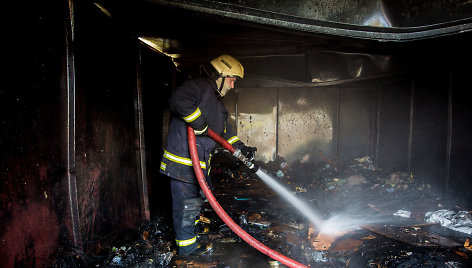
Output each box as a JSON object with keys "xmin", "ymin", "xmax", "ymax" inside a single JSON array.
[{"xmin": 363, "ymin": 224, "xmax": 462, "ymax": 248}]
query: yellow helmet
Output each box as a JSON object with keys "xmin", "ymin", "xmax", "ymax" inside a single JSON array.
[{"xmin": 210, "ymin": 55, "xmax": 244, "ymax": 78}]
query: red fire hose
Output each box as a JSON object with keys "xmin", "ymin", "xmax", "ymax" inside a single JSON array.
[{"xmin": 187, "ymin": 126, "xmax": 308, "ymax": 268}]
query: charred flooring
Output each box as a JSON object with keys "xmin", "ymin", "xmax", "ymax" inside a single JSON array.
[{"xmin": 51, "ymin": 153, "xmax": 472, "ymax": 267}]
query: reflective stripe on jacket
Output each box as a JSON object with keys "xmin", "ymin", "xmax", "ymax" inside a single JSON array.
[{"xmin": 160, "ymin": 76, "xmax": 243, "ymax": 183}]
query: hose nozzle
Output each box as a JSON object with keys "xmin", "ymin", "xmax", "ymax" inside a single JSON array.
[
  {"xmin": 205, "ymin": 129, "xmax": 259, "ymax": 172},
  {"xmin": 233, "ymin": 149, "xmax": 259, "ymax": 173}
]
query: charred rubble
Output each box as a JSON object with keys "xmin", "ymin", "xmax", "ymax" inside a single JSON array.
[
  {"xmin": 48, "ymin": 214, "xmax": 174, "ymax": 267},
  {"xmin": 50, "ymin": 151, "xmax": 472, "ymax": 267}
]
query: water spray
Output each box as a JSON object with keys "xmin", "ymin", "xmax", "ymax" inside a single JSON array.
[
  {"xmin": 206, "ymin": 129, "xmax": 381, "ymax": 234},
  {"xmin": 192, "ymin": 128, "xmax": 381, "ymax": 265},
  {"xmin": 255, "ymin": 169, "xmax": 325, "ymax": 228}
]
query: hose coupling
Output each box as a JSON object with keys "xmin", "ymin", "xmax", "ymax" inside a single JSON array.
[{"xmin": 233, "ymin": 149, "xmax": 259, "ymax": 173}]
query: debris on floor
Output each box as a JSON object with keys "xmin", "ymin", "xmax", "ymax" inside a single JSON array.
[
  {"xmin": 50, "ymin": 153, "xmax": 472, "ymax": 267},
  {"xmin": 425, "ymin": 209, "xmax": 472, "ymax": 234},
  {"xmin": 308, "ymin": 223, "xmax": 348, "ymax": 251},
  {"xmin": 393, "ymin": 209, "xmax": 412, "ymax": 218},
  {"xmin": 48, "ymin": 215, "xmax": 176, "ymax": 267}
]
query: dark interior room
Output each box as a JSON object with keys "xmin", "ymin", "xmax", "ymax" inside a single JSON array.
[{"xmin": 1, "ymin": 0, "xmax": 472, "ymax": 267}]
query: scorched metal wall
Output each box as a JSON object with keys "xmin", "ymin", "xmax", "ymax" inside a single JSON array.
[
  {"xmin": 0, "ymin": 1, "xmax": 148, "ymax": 266},
  {"xmin": 224, "ymin": 45, "xmax": 472, "ymax": 206}
]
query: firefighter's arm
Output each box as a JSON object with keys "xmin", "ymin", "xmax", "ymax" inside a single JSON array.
[
  {"xmin": 221, "ymin": 120, "xmax": 242, "ymax": 147},
  {"xmin": 169, "ymin": 83, "xmax": 208, "ymax": 135},
  {"xmin": 222, "ymin": 121, "xmax": 257, "ymax": 159}
]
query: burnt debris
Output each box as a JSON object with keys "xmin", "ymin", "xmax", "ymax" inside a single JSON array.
[{"xmin": 49, "ymin": 152, "xmax": 472, "ymax": 267}]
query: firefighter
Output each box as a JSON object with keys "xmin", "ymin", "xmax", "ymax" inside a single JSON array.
[{"xmin": 160, "ymin": 55, "xmax": 257, "ymax": 256}]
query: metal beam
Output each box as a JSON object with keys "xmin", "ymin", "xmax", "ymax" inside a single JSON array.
[
  {"xmin": 66, "ymin": 0, "xmax": 82, "ymax": 248},
  {"xmin": 445, "ymin": 72, "xmax": 453, "ymax": 203},
  {"xmin": 136, "ymin": 44, "xmax": 151, "ymax": 222},
  {"xmin": 407, "ymin": 76, "xmax": 415, "ymax": 173}
]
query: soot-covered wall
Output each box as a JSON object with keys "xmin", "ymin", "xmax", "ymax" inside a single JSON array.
[
  {"xmin": 0, "ymin": 1, "xmax": 147, "ymax": 266},
  {"xmin": 138, "ymin": 45, "xmax": 177, "ymax": 218},
  {"xmin": 0, "ymin": 2, "xmax": 69, "ymax": 266},
  {"xmin": 74, "ymin": 2, "xmax": 144, "ymax": 243},
  {"xmin": 218, "ymin": 35, "xmax": 472, "ymax": 206}
]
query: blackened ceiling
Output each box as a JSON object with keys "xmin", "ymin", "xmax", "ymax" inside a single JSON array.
[
  {"xmin": 85, "ymin": 0, "xmax": 472, "ymax": 73},
  {"xmin": 98, "ymin": 0, "xmax": 472, "ymax": 40}
]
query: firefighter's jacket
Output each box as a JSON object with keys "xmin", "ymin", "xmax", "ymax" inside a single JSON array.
[{"xmin": 160, "ymin": 76, "xmax": 243, "ymax": 184}]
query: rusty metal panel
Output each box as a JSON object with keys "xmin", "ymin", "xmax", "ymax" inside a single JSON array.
[
  {"xmin": 0, "ymin": 1, "xmax": 69, "ymax": 266},
  {"xmin": 74, "ymin": 2, "xmax": 143, "ymax": 242},
  {"xmin": 278, "ymin": 87, "xmax": 337, "ymax": 163},
  {"xmin": 236, "ymin": 87, "xmax": 277, "ymax": 162}
]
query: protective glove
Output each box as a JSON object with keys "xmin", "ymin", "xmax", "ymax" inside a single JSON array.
[
  {"xmin": 240, "ymin": 145, "xmax": 257, "ymax": 161},
  {"xmin": 194, "ymin": 125, "xmax": 208, "ymax": 136}
]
